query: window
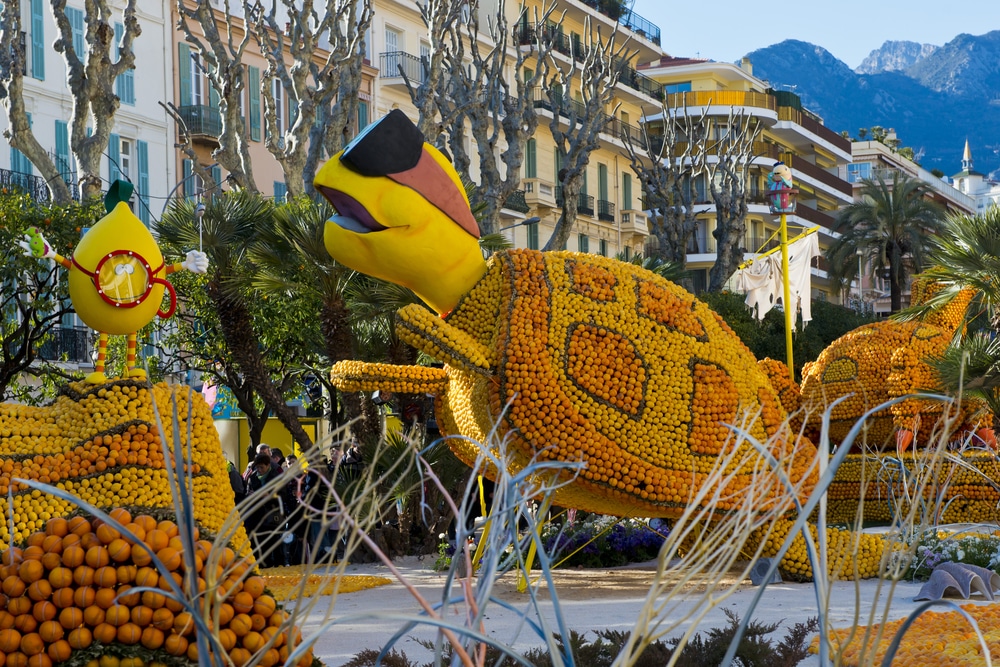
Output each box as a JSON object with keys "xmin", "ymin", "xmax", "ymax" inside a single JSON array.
[
  {"xmin": 273, "ymin": 79, "xmax": 284, "ymax": 141},
  {"xmin": 598, "ymin": 164, "xmax": 608, "ymax": 201},
  {"xmin": 248, "ymin": 66, "xmax": 261, "ymax": 141},
  {"xmin": 182, "ymin": 159, "xmax": 204, "ymax": 200},
  {"xmin": 191, "ymin": 53, "xmax": 204, "ymax": 107},
  {"xmin": 30, "ymin": 0, "xmax": 44, "ymax": 80},
  {"xmin": 357, "ymin": 100, "xmax": 369, "ymax": 133},
  {"xmin": 622, "ymin": 173, "xmax": 632, "ymax": 210},
  {"xmin": 385, "ymin": 27, "xmax": 401, "ymax": 53},
  {"xmin": 119, "ymin": 138, "xmax": 131, "ymax": 180},
  {"xmin": 55, "ymin": 120, "xmax": 71, "ymax": 183},
  {"xmin": 599, "ymin": 239, "xmax": 607, "ymax": 257},
  {"xmin": 847, "ymin": 162, "xmax": 872, "ymax": 183},
  {"xmin": 525, "ymin": 139, "xmax": 536, "ymax": 178},
  {"xmin": 364, "ymin": 27, "xmax": 372, "ymax": 62},
  {"xmin": 274, "ymin": 181, "xmax": 287, "ymax": 203},
  {"xmin": 664, "ymin": 81, "xmax": 692, "ymax": 95},
  {"xmin": 178, "ymin": 44, "xmax": 192, "ymax": 106},
  {"xmin": 113, "ymin": 23, "xmax": 134, "ymax": 105},
  {"xmin": 527, "ymin": 221, "xmax": 538, "ymax": 250},
  {"xmin": 136, "ymin": 141, "xmax": 149, "ymax": 224},
  {"xmin": 578, "ymin": 234, "xmax": 589, "ymax": 253},
  {"xmin": 67, "ymin": 7, "xmax": 84, "ymax": 55}
]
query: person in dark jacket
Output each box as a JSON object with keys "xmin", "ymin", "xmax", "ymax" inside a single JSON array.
[
  {"xmin": 226, "ymin": 458, "xmax": 245, "ymax": 504},
  {"xmin": 244, "ymin": 453, "xmax": 286, "ymax": 568},
  {"xmin": 302, "ymin": 451, "xmax": 341, "ymax": 560}
]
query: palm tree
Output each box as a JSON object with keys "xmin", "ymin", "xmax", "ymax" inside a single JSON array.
[{"xmin": 826, "ymin": 171, "xmax": 945, "ymax": 313}]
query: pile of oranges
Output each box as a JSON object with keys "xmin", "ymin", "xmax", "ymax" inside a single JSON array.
[
  {"xmin": 751, "ymin": 518, "xmax": 885, "ymax": 581},
  {"xmin": 0, "ymin": 380, "xmax": 246, "ymax": 550},
  {"xmin": 0, "ymin": 509, "xmax": 309, "ymax": 667},
  {"xmin": 330, "ymin": 360, "xmax": 447, "ymax": 396}
]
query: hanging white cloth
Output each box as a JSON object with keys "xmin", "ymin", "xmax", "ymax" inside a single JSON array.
[
  {"xmin": 732, "ymin": 258, "xmax": 779, "ymax": 321},
  {"xmin": 778, "ymin": 232, "xmax": 821, "ymax": 331}
]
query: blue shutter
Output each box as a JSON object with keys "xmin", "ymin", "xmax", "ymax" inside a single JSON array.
[
  {"xmin": 114, "ymin": 23, "xmax": 134, "ymax": 105},
  {"xmin": 248, "ymin": 66, "xmax": 261, "ymax": 142},
  {"xmin": 136, "ymin": 140, "xmax": 149, "ymax": 224},
  {"xmin": 67, "ymin": 8, "xmax": 84, "ymax": 55},
  {"xmin": 209, "ymin": 81, "xmax": 220, "ymax": 109},
  {"xmin": 30, "ymin": 0, "xmax": 44, "ymax": 80},
  {"xmin": 357, "ymin": 101, "xmax": 368, "ymax": 131},
  {"xmin": 11, "ymin": 113, "xmax": 33, "ymax": 181},
  {"xmin": 55, "ymin": 120, "xmax": 70, "ymax": 182},
  {"xmin": 178, "ymin": 43, "xmax": 192, "ymax": 107},
  {"xmin": 273, "ymin": 181, "xmax": 286, "ymax": 203},
  {"xmin": 108, "ymin": 133, "xmax": 120, "ymax": 182},
  {"xmin": 182, "ymin": 159, "xmax": 193, "ymax": 200},
  {"xmin": 211, "ymin": 165, "xmax": 221, "ymax": 201}
]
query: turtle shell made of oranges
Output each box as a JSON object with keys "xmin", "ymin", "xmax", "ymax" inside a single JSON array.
[{"xmin": 435, "ymin": 249, "xmax": 817, "ymax": 518}]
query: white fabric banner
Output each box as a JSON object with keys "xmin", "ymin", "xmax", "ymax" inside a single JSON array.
[{"xmin": 731, "ymin": 231, "xmax": 821, "ymax": 331}]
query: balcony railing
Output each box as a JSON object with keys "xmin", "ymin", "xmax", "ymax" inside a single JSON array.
[
  {"xmin": 776, "ymin": 106, "xmax": 851, "ymax": 153},
  {"xmin": 597, "ymin": 199, "xmax": 615, "ymax": 221},
  {"xmin": 177, "ymin": 105, "xmax": 222, "ymax": 138},
  {"xmin": 0, "ymin": 167, "xmax": 51, "ymax": 202},
  {"xmin": 503, "ymin": 189, "xmax": 530, "ymax": 213},
  {"xmin": 379, "ymin": 51, "xmax": 427, "ymax": 84},
  {"xmin": 782, "ymin": 154, "xmax": 852, "ymax": 197},
  {"xmin": 555, "ymin": 186, "xmax": 595, "ymax": 215},
  {"xmin": 613, "ymin": 57, "xmax": 664, "ymax": 99},
  {"xmin": 38, "ymin": 326, "xmax": 91, "ymax": 364},
  {"xmin": 791, "ymin": 204, "xmax": 836, "ymax": 230},
  {"xmin": 664, "ymin": 90, "xmax": 778, "ymax": 112},
  {"xmin": 575, "ymin": 0, "xmax": 661, "ymax": 45}
]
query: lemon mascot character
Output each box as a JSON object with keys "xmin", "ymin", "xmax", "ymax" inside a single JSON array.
[{"xmin": 20, "ymin": 180, "xmax": 209, "ymax": 383}]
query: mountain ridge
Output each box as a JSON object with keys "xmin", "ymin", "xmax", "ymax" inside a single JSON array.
[{"xmin": 743, "ymin": 31, "xmax": 1000, "ymax": 178}]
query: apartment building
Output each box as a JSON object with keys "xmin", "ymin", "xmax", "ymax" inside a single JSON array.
[
  {"xmin": 638, "ymin": 56, "xmax": 854, "ymax": 298},
  {"xmin": 369, "ymin": 0, "xmax": 664, "ymax": 257},
  {"xmin": 843, "ymin": 135, "xmax": 976, "ymax": 316}
]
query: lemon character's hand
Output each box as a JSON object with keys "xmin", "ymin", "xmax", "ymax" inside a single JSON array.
[
  {"xmin": 18, "ymin": 226, "xmax": 56, "ymax": 259},
  {"xmin": 181, "ymin": 250, "xmax": 209, "ymax": 273}
]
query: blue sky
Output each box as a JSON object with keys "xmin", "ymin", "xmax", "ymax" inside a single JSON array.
[{"xmin": 630, "ymin": 0, "xmax": 1000, "ymax": 69}]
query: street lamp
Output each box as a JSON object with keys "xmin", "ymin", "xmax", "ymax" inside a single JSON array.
[
  {"xmin": 195, "ymin": 202, "xmax": 206, "ymax": 253},
  {"xmin": 766, "ymin": 162, "xmax": 799, "ymax": 376},
  {"xmin": 498, "ymin": 216, "xmax": 541, "ymax": 233}
]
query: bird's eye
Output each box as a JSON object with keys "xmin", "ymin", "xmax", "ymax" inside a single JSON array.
[{"xmin": 114, "ymin": 264, "xmax": 135, "ymax": 275}]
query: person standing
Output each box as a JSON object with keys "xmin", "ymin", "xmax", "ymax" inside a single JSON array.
[{"xmin": 244, "ymin": 453, "xmax": 286, "ymax": 568}]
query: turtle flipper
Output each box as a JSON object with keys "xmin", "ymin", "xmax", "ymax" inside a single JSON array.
[
  {"xmin": 331, "ymin": 360, "xmax": 449, "ymax": 394},
  {"xmin": 396, "ymin": 303, "xmax": 491, "ymax": 375}
]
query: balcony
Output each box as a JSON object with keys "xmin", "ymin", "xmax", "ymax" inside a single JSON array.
[
  {"xmin": 791, "ymin": 204, "xmax": 837, "ymax": 230},
  {"xmin": 379, "ymin": 51, "xmax": 426, "ymax": 85},
  {"xmin": 0, "ymin": 168, "xmax": 52, "ymax": 203},
  {"xmin": 503, "ymin": 189, "xmax": 530, "ymax": 213},
  {"xmin": 776, "ymin": 106, "xmax": 851, "ymax": 153},
  {"xmin": 620, "ymin": 210, "xmax": 648, "ymax": 236},
  {"xmin": 37, "ymin": 326, "xmax": 91, "ymax": 364},
  {"xmin": 555, "ymin": 186, "xmax": 595, "ymax": 215},
  {"xmin": 664, "ymin": 90, "xmax": 777, "ymax": 113},
  {"xmin": 782, "ymin": 155, "xmax": 852, "ymax": 197},
  {"xmin": 576, "ymin": 0, "xmax": 661, "ymax": 45},
  {"xmin": 177, "ymin": 105, "xmax": 221, "ymax": 143},
  {"xmin": 523, "ymin": 178, "xmax": 558, "ymax": 208},
  {"xmin": 597, "ymin": 199, "xmax": 615, "ymax": 221}
]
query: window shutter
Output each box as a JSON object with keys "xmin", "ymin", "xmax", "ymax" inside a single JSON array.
[
  {"xmin": 273, "ymin": 181, "xmax": 287, "ymax": 203},
  {"xmin": 211, "ymin": 165, "xmax": 222, "ymax": 201},
  {"xmin": 55, "ymin": 120, "xmax": 70, "ymax": 182},
  {"xmin": 248, "ymin": 66, "xmax": 261, "ymax": 142},
  {"xmin": 357, "ymin": 101, "xmax": 368, "ymax": 132},
  {"xmin": 136, "ymin": 140, "xmax": 149, "ymax": 224},
  {"xmin": 525, "ymin": 139, "xmax": 536, "ymax": 178},
  {"xmin": 178, "ymin": 43, "xmax": 192, "ymax": 107},
  {"xmin": 622, "ymin": 173, "xmax": 632, "ymax": 210},
  {"xmin": 67, "ymin": 8, "xmax": 84, "ymax": 55},
  {"xmin": 209, "ymin": 82, "xmax": 220, "ymax": 109},
  {"xmin": 182, "ymin": 159, "xmax": 193, "ymax": 199},
  {"xmin": 30, "ymin": 0, "xmax": 44, "ymax": 80},
  {"xmin": 598, "ymin": 164, "xmax": 608, "ymax": 200},
  {"xmin": 114, "ymin": 23, "xmax": 134, "ymax": 105},
  {"xmin": 108, "ymin": 133, "xmax": 120, "ymax": 182}
]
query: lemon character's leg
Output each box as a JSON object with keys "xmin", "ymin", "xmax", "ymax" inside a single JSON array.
[
  {"xmin": 125, "ymin": 333, "xmax": 146, "ymax": 379},
  {"xmin": 85, "ymin": 333, "xmax": 110, "ymax": 384}
]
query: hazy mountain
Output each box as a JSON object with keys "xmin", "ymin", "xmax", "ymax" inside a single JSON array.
[
  {"xmin": 745, "ymin": 32, "xmax": 1000, "ymax": 178},
  {"xmin": 856, "ymin": 41, "xmax": 938, "ymax": 75}
]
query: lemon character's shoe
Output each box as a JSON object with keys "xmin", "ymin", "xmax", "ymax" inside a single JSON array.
[
  {"xmin": 127, "ymin": 367, "xmax": 147, "ymax": 380},
  {"xmin": 85, "ymin": 371, "xmax": 108, "ymax": 384}
]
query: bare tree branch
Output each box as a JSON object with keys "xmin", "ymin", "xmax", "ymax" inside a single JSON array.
[
  {"xmin": 706, "ymin": 108, "xmax": 762, "ymax": 291},
  {"xmin": 160, "ymin": 101, "xmax": 222, "ymax": 200}
]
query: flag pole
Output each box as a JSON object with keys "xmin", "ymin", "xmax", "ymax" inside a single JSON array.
[
  {"xmin": 765, "ymin": 162, "xmax": 799, "ymax": 377},
  {"xmin": 780, "ymin": 210, "xmax": 794, "ymax": 375}
]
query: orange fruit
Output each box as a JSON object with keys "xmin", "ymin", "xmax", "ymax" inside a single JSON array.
[
  {"xmin": 67, "ymin": 517, "xmax": 90, "ymax": 537},
  {"xmin": 155, "ymin": 548, "xmax": 180, "ymax": 572},
  {"xmin": 94, "ymin": 525, "xmax": 119, "ymax": 546},
  {"xmin": 25, "ymin": 535, "xmax": 45, "ymax": 550},
  {"xmin": 66, "ymin": 626, "xmax": 91, "ymax": 650},
  {"xmin": 37, "ymin": 621, "xmax": 63, "ymax": 643},
  {"xmin": 133, "ymin": 515, "xmax": 156, "ymax": 533},
  {"xmin": 108, "ymin": 509, "xmax": 131, "ymax": 527},
  {"xmin": 250, "ymin": 613, "xmax": 266, "ymax": 632},
  {"xmin": 45, "ymin": 639, "xmax": 71, "ymax": 663},
  {"xmin": 81, "ymin": 606, "xmax": 104, "ymax": 627},
  {"xmin": 243, "ymin": 576, "xmax": 265, "ymax": 599},
  {"xmin": 218, "ymin": 603, "xmax": 235, "ymax": 626},
  {"xmin": 150, "ymin": 608, "xmax": 173, "ymax": 631},
  {"xmin": 72, "ymin": 587, "xmax": 94, "ymax": 609},
  {"xmin": 230, "ymin": 647, "xmax": 251, "ymax": 667},
  {"xmin": 7, "ymin": 653, "xmax": 27, "ymax": 667},
  {"xmin": 139, "ymin": 626, "xmax": 163, "ymax": 650},
  {"xmin": 130, "ymin": 545, "xmax": 152, "ymax": 568},
  {"xmin": 56, "ymin": 607, "xmax": 82, "ymax": 631},
  {"xmin": 19, "ymin": 632, "xmax": 44, "ymax": 656},
  {"xmin": 0, "ymin": 611, "xmax": 14, "ymax": 630},
  {"xmin": 26, "ymin": 653, "xmax": 51, "ymax": 667},
  {"xmin": 217, "ymin": 628, "xmax": 237, "ymax": 651},
  {"xmin": 93, "ymin": 567, "xmax": 116, "ymax": 589},
  {"xmin": 8, "ymin": 596, "xmax": 31, "ymax": 617},
  {"xmin": 129, "ymin": 605, "xmax": 152, "ymax": 627},
  {"xmin": 31, "ymin": 602, "xmax": 56, "ymax": 623},
  {"xmin": 46, "ymin": 568, "xmax": 73, "ymax": 590},
  {"xmin": 71, "ymin": 566, "xmax": 94, "ymax": 588},
  {"xmin": 50, "ymin": 589, "xmax": 74, "ymax": 610},
  {"xmin": 39, "ymin": 554, "xmax": 60, "ymax": 572},
  {"xmin": 229, "ymin": 613, "xmax": 252, "ymax": 637},
  {"xmin": 17, "ymin": 562, "xmax": 43, "ymax": 585},
  {"xmin": 12, "ymin": 615, "xmax": 36, "ymax": 635},
  {"xmin": 104, "ymin": 605, "xmax": 129, "ymax": 627},
  {"xmin": 261, "ymin": 648, "xmax": 279, "ymax": 667},
  {"xmin": 3, "ymin": 577, "xmax": 26, "ymax": 598},
  {"xmin": 116, "ymin": 622, "xmax": 140, "ymax": 645},
  {"xmin": 155, "ymin": 521, "xmax": 178, "ymax": 539},
  {"xmin": 44, "ymin": 519, "xmax": 68, "ymax": 539},
  {"xmin": 231, "ymin": 591, "xmax": 254, "ymax": 614},
  {"xmin": 0, "ymin": 628, "xmax": 22, "ymax": 652},
  {"xmin": 115, "ymin": 565, "xmax": 135, "ymax": 585},
  {"xmin": 173, "ymin": 612, "xmax": 194, "ymax": 635},
  {"xmin": 40, "ymin": 537, "xmax": 62, "ymax": 555},
  {"xmin": 107, "ymin": 540, "xmax": 130, "ymax": 563},
  {"xmin": 163, "ymin": 633, "xmax": 188, "ymax": 656},
  {"xmin": 91, "ymin": 622, "xmax": 116, "ymax": 644},
  {"xmin": 27, "ymin": 581, "xmax": 52, "ymax": 602},
  {"xmin": 252, "ymin": 595, "xmax": 276, "ymax": 617},
  {"xmin": 242, "ymin": 630, "xmax": 264, "ymax": 652},
  {"xmin": 83, "ymin": 547, "xmax": 108, "ymax": 570},
  {"xmin": 93, "ymin": 588, "xmax": 116, "ymax": 610}
]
